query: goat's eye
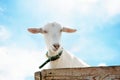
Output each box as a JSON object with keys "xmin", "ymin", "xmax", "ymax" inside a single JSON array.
[
  {"xmin": 60, "ymin": 29, "xmax": 62, "ymax": 32},
  {"xmin": 44, "ymin": 30, "xmax": 48, "ymax": 33}
]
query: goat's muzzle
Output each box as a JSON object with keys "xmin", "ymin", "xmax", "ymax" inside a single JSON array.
[{"xmin": 53, "ymin": 44, "xmax": 60, "ymax": 51}]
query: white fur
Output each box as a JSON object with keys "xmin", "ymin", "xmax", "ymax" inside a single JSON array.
[{"xmin": 28, "ymin": 22, "xmax": 89, "ymax": 69}]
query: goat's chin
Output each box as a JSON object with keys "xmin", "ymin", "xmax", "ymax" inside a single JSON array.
[
  {"xmin": 52, "ymin": 48, "xmax": 58, "ymax": 52},
  {"xmin": 50, "ymin": 48, "xmax": 59, "ymax": 53}
]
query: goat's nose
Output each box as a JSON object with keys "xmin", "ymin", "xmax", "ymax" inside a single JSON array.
[{"xmin": 53, "ymin": 44, "xmax": 60, "ymax": 49}]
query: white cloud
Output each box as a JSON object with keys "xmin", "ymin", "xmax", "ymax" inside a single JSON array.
[
  {"xmin": 0, "ymin": 26, "xmax": 11, "ymax": 41},
  {"xmin": 0, "ymin": 46, "xmax": 47, "ymax": 80},
  {"xmin": 17, "ymin": 0, "xmax": 120, "ymax": 27},
  {"xmin": 22, "ymin": 0, "xmax": 120, "ymax": 31},
  {"xmin": 104, "ymin": 0, "xmax": 120, "ymax": 17},
  {"xmin": 98, "ymin": 63, "xmax": 107, "ymax": 66}
]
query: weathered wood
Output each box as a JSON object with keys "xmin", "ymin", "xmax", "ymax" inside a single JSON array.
[{"xmin": 35, "ymin": 66, "xmax": 120, "ymax": 80}]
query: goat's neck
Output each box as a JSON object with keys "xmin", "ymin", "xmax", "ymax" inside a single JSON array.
[{"xmin": 48, "ymin": 48, "xmax": 63, "ymax": 57}]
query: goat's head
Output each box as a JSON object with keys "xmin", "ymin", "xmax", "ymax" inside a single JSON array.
[{"xmin": 28, "ymin": 22, "xmax": 77, "ymax": 53}]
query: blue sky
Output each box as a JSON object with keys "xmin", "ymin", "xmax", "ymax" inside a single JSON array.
[{"xmin": 0, "ymin": 0, "xmax": 120, "ymax": 80}]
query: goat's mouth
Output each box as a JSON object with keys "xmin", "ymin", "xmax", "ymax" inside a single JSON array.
[
  {"xmin": 51, "ymin": 44, "xmax": 60, "ymax": 52},
  {"xmin": 51, "ymin": 46, "xmax": 60, "ymax": 52},
  {"xmin": 52, "ymin": 47, "xmax": 59, "ymax": 52}
]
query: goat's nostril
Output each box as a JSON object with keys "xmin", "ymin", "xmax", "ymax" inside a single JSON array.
[{"xmin": 53, "ymin": 44, "xmax": 60, "ymax": 49}]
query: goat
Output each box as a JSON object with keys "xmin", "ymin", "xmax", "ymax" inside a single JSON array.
[{"xmin": 28, "ymin": 22, "xmax": 89, "ymax": 69}]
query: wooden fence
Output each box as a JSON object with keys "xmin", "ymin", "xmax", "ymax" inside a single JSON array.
[{"xmin": 35, "ymin": 66, "xmax": 120, "ymax": 80}]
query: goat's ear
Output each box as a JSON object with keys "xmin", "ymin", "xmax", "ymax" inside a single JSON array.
[
  {"xmin": 62, "ymin": 27, "xmax": 77, "ymax": 33},
  {"xmin": 27, "ymin": 28, "xmax": 44, "ymax": 34}
]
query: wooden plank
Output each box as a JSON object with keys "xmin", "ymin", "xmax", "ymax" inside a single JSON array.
[
  {"xmin": 35, "ymin": 66, "xmax": 120, "ymax": 80},
  {"xmin": 34, "ymin": 72, "xmax": 41, "ymax": 80}
]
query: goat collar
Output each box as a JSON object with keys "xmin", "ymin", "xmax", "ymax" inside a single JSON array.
[
  {"xmin": 46, "ymin": 50, "xmax": 63, "ymax": 58},
  {"xmin": 39, "ymin": 50, "xmax": 63, "ymax": 69}
]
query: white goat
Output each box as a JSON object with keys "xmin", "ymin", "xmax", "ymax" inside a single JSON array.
[{"xmin": 28, "ymin": 22, "xmax": 89, "ymax": 69}]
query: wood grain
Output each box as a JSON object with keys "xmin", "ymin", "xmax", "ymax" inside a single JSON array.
[{"xmin": 35, "ymin": 66, "xmax": 120, "ymax": 80}]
